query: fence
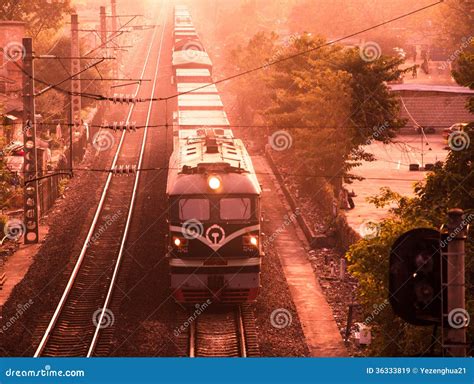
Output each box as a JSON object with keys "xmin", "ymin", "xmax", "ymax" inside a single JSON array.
[{"xmin": 37, "ymin": 170, "xmax": 68, "ymax": 215}]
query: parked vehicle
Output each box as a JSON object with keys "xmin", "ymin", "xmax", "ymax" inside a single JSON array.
[{"xmin": 443, "ymin": 123, "xmax": 467, "ymax": 141}]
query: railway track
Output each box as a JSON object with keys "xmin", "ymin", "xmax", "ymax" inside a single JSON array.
[
  {"xmin": 33, "ymin": 3, "xmax": 168, "ymax": 357},
  {"xmin": 188, "ymin": 305, "xmax": 260, "ymax": 357}
]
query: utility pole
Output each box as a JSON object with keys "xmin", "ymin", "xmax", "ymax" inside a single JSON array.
[
  {"xmin": 70, "ymin": 14, "xmax": 82, "ymax": 177},
  {"xmin": 442, "ymin": 209, "xmax": 468, "ymax": 357},
  {"xmin": 111, "ymin": 0, "xmax": 120, "ymax": 84},
  {"xmin": 111, "ymin": 0, "xmax": 118, "ymax": 38},
  {"xmin": 22, "ymin": 37, "xmax": 39, "ymax": 244},
  {"xmin": 100, "ymin": 6, "xmax": 107, "ymax": 56}
]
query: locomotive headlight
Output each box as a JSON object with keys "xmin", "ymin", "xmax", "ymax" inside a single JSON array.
[
  {"xmin": 243, "ymin": 235, "xmax": 259, "ymax": 248},
  {"xmin": 208, "ymin": 175, "xmax": 221, "ymax": 190},
  {"xmin": 172, "ymin": 236, "xmax": 188, "ymax": 249}
]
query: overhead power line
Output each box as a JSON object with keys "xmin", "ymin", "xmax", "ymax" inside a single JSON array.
[
  {"xmin": 160, "ymin": 0, "xmax": 445, "ymax": 100},
  {"xmin": 9, "ymin": 1, "xmax": 444, "ymax": 102}
]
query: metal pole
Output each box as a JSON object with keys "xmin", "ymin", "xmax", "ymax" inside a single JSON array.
[
  {"xmin": 111, "ymin": 0, "xmax": 119, "ymax": 85},
  {"xmin": 100, "ymin": 6, "xmax": 107, "ymax": 56},
  {"xmin": 22, "ymin": 38, "xmax": 39, "ymax": 244},
  {"xmin": 111, "ymin": 0, "xmax": 118, "ymax": 35},
  {"xmin": 443, "ymin": 208, "xmax": 467, "ymax": 357},
  {"xmin": 70, "ymin": 14, "xmax": 82, "ymax": 177}
]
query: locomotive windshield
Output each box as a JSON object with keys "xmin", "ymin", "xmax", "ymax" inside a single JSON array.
[
  {"xmin": 173, "ymin": 195, "xmax": 259, "ymax": 222},
  {"xmin": 179, "ymin": 198, "xmax": 210, "ymax": 221},
  {"xmin": 219, "ymin": 198, "xmax": 251, "ymax": 220}
]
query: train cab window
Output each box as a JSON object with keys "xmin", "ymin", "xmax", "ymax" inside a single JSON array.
[
  {"xmin": 179, "ymin": 198, "xmax": 210, "ymax": 221},
  {"xmin": 219, "ymin": 198, "xmax": 252, "ymax": 221}
]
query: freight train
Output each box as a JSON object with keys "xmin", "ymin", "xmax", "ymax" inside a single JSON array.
[{"xmin": 166, "ymin": 5, "xmax": 262, "ymax": 304}]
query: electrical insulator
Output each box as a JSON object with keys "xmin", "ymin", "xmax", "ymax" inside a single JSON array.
[{"xmin": 112, "ymin": 164, "xmax": 137, "ymax": 175}]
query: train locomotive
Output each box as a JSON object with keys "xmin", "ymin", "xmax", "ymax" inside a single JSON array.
[{"xmin": 167, "ymin": 6, "xmax": 262, "ymax": 304}]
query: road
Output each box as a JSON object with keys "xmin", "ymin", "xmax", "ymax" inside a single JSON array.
[{"xmin": 345, "ymin": 133, "xmax": 448, "ymax": 233}]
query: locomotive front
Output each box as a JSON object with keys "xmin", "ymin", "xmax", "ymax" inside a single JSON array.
[{"xmin": 167, "ymin": 164, "xmax": 262, "ymax": 304}]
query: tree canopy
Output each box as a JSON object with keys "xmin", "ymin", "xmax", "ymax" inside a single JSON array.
[{"xmin": 0, "ymin": 0, "xmax": 72, "ymax": 38}]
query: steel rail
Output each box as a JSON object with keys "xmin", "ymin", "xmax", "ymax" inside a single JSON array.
[
  {"xmin": 33, "ymin": 3, "xmax": 164, "ymax": 357},
  {"xmin": 87, "ymin": 2, "xmax": 168, "ymax": 357}
]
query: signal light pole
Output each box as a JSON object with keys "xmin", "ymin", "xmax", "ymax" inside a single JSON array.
[
  {"xmin": 100, "ymin": 6, "xmax": 108, "ymax": 56},
  {"xmin": 70, "ymin": 14, "xmax": 82, "ymax": 178},
  {"xmin": 22, "ymin": 37, "xmax": 40, "ymax": 244},
  {"xmin": 389, "ymin": 209, "xmax": 469, "ymax": 356},
  {"xmin": 442, "ymin": 208, "xmax": 467, "ymax": 357}
]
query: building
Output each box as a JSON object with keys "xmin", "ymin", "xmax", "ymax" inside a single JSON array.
[{"xmin": 0, "ymin": 21, "xmax": 25, "ymax": 141}]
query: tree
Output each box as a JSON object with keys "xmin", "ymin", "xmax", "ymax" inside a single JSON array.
[
  {"xmin": 452, "ymin": 50, "xmax": 474, "ymax": 113},
  {"xmin": 225, "ymin": 32, "xmax": 278, "ymax": 126},
  {"xmin": 346, "ymin": 45, "xmax": 473, "ymax": 356},
  {"xmin": 0, "ymin": 0, "xmax": 72, "ymax": 39},
  {"xmin": 263, "ymin": 34, "xmax": 405, "ymax": 188}
]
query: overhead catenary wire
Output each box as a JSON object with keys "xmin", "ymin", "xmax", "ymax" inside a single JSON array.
[
  {"xmin": 10, "ymin": 1, "xmax": 445, "ymax": 102},
  {"xmin": 2, "ymin": 166, "xmax": 435, "ymax": 185},
  {"xmin": 159, "ymin": 0, "xmax": 446, "ymax": 100}
]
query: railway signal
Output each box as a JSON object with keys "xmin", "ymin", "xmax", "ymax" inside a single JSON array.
[
  {"xmin": 389, "ymin": 227, "xmax": 442, "ymax": 326},
  {"xmin": 389, "ymin": 209, "xmax": 469, "ymax": 356}
]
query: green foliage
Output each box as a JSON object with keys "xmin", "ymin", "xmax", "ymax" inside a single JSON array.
[
  {"xmin": 0, "ymin": 214, "xmax": 7, "ymax": 230},
  {"xmin": 228, "ymin": 32, "xmax": 405, "ymax": 185},
  {"xmin": 452, "ymin": 51, "xmax": 474, "ymax": 114},
  {"xmin": 0, "ymin": 158, "xmax": 13, "ymax": 208},
  {"xmin": 226, "ymin": 32, "xmax": 279, "ymax": 126},
  {"xmin": 58, "ymin": 178, "xmax": 69, "ymax": 196},
  {"xmin": 347, "ymin": 123, "xmax": 473, "ymax": 355},
  {"xmin": 263, "ymin": 34, "xmax": 404, "ymax": 185},
  {"xmin": 0, "ymin": 0, "xmax": 72, "ymax": 38}
]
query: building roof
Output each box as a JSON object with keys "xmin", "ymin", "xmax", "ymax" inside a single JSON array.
[
  {"xmin": 398, "ymin": 94, "xmax": 472, "ymax": 129},
  {"xmin": 390, "ymin": 84, "xmax": 474, "ymax": 94}
]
